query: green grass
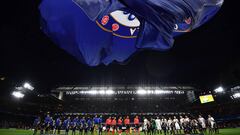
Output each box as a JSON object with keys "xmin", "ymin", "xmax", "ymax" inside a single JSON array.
[
  {"xmin": 0, "ymin": 129, "xmax": 33, "ymax": 135},
  {"xmin": 0, "ymin": 128, "xmax": 240, "ymax": 135},
  {"xmin": 217, "ymin": 128, "xmax": 240, "ymax": 135}
]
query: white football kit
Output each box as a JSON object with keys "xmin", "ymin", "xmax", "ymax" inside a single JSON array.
[
  {"xmin": 173, "ymin": 118, "xmax": 181, "ymax": 130},
  {"xmin": 143, "ymin": 119, "xmax": 148, "ymax": 130},
  {"xmin": 167, "ymin": 119, "xmax": 172, "ymax": 130},
  {"xmin": 198, "ymin": 117, "xmax": 206, "ymax": 128},
  {"xmin": 180, "ymin": 118, "xmax": 184, "ymax": 129},
  {"xmin": 155, "ymin": 119, "xmax": 162, "ymax": 130},
  {"xmin": 208, "ymin": 117, "xmax": 215, "ymax": 128}
]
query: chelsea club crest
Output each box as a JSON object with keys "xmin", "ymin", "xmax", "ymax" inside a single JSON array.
[{"xmin": 96, "ymin": 9, "xmax": 141, "ymax": 38}]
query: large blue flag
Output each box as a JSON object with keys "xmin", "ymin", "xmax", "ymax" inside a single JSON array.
[{"xmin": 39, "ymin": 0, "xmax": 223, "ymax": 66}]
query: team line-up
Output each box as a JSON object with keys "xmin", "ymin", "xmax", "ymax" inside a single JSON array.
[{"xmin": 33, "ymin": 114, "xmax": 217, "ymax": 135}]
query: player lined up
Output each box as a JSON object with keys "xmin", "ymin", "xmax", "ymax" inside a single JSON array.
[
  {"xmin": 33, "ymin": 114, "xmax": 218, "ymax": 135},
  {"xmin": 142, "ymin": 115, "xmax": 218, "ymax": 135}
]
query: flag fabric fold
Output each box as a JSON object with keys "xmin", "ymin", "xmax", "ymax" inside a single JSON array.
[{"xmin": 39, "ymin": 0, "xmax": 223, "ymax": 66}]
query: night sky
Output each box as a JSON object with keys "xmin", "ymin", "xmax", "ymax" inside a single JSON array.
[{"xmin": 0, "ymin": 0, "xmax": 239, "ymax": 96}]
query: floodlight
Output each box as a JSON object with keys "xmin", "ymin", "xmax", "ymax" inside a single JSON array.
[
  {"xmin": 155, "ymin": 90, "xmax": 172, "ymax": 94},
  {"xmin": 106, "ymin": 89, "xmax": 114, "ymax": 95},
  {"xmin": 88, "ymin": 90, "xmax": 98, "ymax": 95},
  {"xmin": 233, "ymin": 93, "xmax": 240, "ymax": 99},
  {"xmin": 137, "ymin": 89, "xmax": 147, "ymax": 95},
  {"xmin": 12, "ymin": 91, "xmax": 25, "ymax": 98},
  {"xmin": 15, "ymin": 87, "xmax": 24, "ymax": 91},
  {"xmin": 214, "ymin": 86, "xmax": 224, "ymax": 93},
  {"xmin": 155, "ymin": 90, "xmax": 165, "ymax": 94},
  {"xmin": 23, "ymin": 82, "xmax": 34, "ymax": 90},
  {"xmin": 99, "ymin": 90, "xmax": 105, "ymax": 95},
  {"xmin": 147, "ymin": 90, "xmax": 154, "ymax": 94}
]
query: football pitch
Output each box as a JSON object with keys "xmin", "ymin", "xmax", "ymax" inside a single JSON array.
[{"xmin": 0, "ymin": 128, "xmax": 240, "ymax": 135}]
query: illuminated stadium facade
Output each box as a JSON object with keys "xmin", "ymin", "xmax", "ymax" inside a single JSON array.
[
  {"xmin": 48, "ymin": 85, "xmax": 197, "ymax": 113},
  {"xmin": 52, "ymin": 85, "xmax": 196, "ymax": 97},
  {"xmin": 45, "ymin": 84, "xmax": 239, "ymax": 115}
]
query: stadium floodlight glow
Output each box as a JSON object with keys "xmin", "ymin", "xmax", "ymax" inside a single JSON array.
[
  {"xmin": 12, "ymin": 91, "xmax": 25, "ymax": 98},
  {"xmin": 23, "ymin": 82, "xmax": 34, "ymax": 90},
  {"xmin": 233, "ymin": 93, "xmax": 240, "ymax": 99},
  {"xmin": 147, "ymin": 90, "xmax": 154, "ymax": 94},
  {"xmin": 15, "ymin": 87, "xmax": 24, "ymax": 91},
  {"xmin": 99, "ymin": 90, "xmax": 106, "ymax": 95},
  {"xmin": 214, "ymin": 86, "xmax": 224, "ymax": 93},
  {"xmin": 155, "ymin": 90, "xmax": 165, "ymax": 94},
  {"xmin": 88, "ymin": 90, "xmax": 98, "ymax": 95},
  {"xmin": 105, "ymin": 89, "xmax": 114, "ymax": 95},
  {"xmin": 137, "ymin": 89, "xmax": 147, "ymax": 95}
]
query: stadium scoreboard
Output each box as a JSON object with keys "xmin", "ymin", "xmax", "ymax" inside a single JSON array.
[{"xmin": 199, "ymin": 94, "xmax": 214, "ymax": 104}]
